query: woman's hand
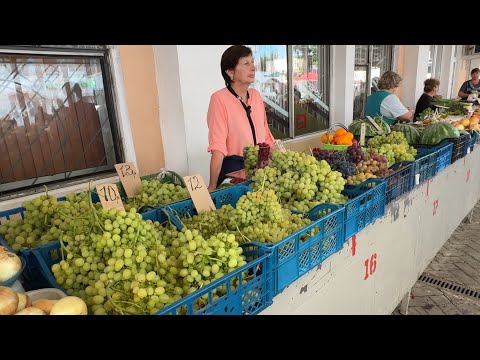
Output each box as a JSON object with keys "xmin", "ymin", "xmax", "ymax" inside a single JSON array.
[{"xmin": 207, "ymin": 185, "xmax": 216, "ymax": 192}]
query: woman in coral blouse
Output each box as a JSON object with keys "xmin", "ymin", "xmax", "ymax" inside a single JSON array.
[{"xmin": 207, "ymin": 45, "xmax": 275, "ymax": 191}]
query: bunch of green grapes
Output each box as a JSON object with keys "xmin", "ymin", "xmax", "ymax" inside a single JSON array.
[
  {"xmin": 181, "ymin": 205, "xmax": 234, "ymax": 239},
  {"xmin": 125, "ymin": 179, "xmax": 189, "ymax": 211},
  {"xmin": 243, "ymin": 144, "xmax": 259, "ymax": 177},
  {"xmin": 251, "ymin": 150, "xmax": 348, "ymax": 212},
  {"xmin": 368, "ymin": 131, "xmax": 416, "ymax": 166},
  {"xmin": 0, "ymin": 191, "xmax": 100, "ymax": 251},
  {"xmin": 51, "ymin": 207, "xmax": 170, "ymax": 315}
]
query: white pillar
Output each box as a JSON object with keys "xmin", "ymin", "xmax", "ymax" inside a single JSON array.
[
  {"xmin": 331, "ymin": 45, "xmax": 355, "ymax": 127},
  {"xmin": 400, "ymin": 45, "xmax": 430, "ymax": 109},
  {"xmin": 439, "ymin": 45, "xmax": 455, "ymax": 99},
  {"xmin": 153, "ymin": 45, "xmax": 189, "ymax": 176}
]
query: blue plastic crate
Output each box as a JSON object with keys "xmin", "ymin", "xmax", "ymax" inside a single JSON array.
[
  {"xmin": 435, "ymin": 142, "xmax": 453, "ymax": 173},
  {"xmin": 343, "ymin": 179, "xmax": 386, "ymax": 241},
  {"xmin": 31, "ymin": 208, "xmax": 272, "ymax": 315},
  {"xmin": 414, "ymin": 142, "xmax": 453, "ymax": 174},
  {"xmin": 385, "ymin": 162, "xmax": 414, "ymax": 204},
  {"xmin": 0, "ymin": 193, "xmax": 100, "ymax": 290},
  {"xmin": 413, "ymin": 149, "xmax": 437, "ymax": 186},
  {"xmin": 259, "ymin": 204, "xmax": 345, "ymax": 296},
  {"xmin": 165, "ymin": 185, "xmax": 345, "ymax": 297},
  {"xmin": 165, "ymin": 185, "xmax": 253, "ymax": 228},
  {"xmin": 467, "ymin": 131, "xmax": 478, "ymax": 153},
  {"xmin": 157, "ymin": 244, "xmax": 272, "ymax": 315}
]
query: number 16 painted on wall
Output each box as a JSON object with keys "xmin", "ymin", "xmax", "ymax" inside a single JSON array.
[{"xmin": 364, "ymin": 253, "xmax": 377, "ymax": 280}]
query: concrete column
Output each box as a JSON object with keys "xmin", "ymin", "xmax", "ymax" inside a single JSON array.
[
  {"xmin": 153, "ymin": 45, "xmax": 189, "ymax": 176},
  {"xmin": 331, "ymin": 45, "xmax": 355, "ymax": 127},
  {"xmin": 439, "ymin": 45, "xmax": 455, "ymax": 99},
  {"xmin": 400, "ymin": 45, "xmax": 430, "ymax": 109}
]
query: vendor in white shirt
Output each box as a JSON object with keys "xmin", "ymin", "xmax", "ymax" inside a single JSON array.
[
  {"xmin": 365, "ymin": 71, "xmax": 414, "ymax": 126},
  {"xmin": 458, "ymin": 68, "xmax": 480, "ymax": 101}
]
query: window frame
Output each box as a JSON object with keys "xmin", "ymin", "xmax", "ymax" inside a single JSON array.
[{"xmin": 0, "ymin": 45, "xmax": 124, "ymax": 197}]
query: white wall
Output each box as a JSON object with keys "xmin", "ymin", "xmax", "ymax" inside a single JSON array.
[{"xmin": 176, "ymin": 46, "xmax": 227, "ymax": 181}]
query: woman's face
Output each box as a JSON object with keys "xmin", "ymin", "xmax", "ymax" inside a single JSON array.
[
  {"xmin": 472, "ymin": 72, "xmax": 480, "ymax": 81},
  {"xmin": 228, "ymin": 55, "xmax": 256, "ymax": 85}
]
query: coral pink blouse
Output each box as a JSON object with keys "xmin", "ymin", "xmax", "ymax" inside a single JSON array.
[{"xmin": 207, "ymin": 87, "xmax": 275, "ymax": 157}]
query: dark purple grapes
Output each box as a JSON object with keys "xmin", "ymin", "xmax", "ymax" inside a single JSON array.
[{"xmin": 346, "ymin": 144, "xmax": 367, "ymax": 164}]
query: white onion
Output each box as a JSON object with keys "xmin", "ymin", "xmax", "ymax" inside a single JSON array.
[
  {"xmin": 15, "ymin": 307, "xmax": 45, "ymax": 315},
  {"xmin": 0, "ymin": 249, "xmax": 22, "ymax": 282},
  {"xmin": 0, "ymin": 286, "xmax": 19, "ymax": 315},
  {"xmin": 16, "ymin": 293, "xmax": 31, "ymax": 312},
  {"xmin": 50, "ymin": 296, "xmax": 88, "ymax": 315}
]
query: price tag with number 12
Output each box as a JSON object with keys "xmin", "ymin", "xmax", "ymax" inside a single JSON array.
[{"xmin": 183, "ymin": 175, "xmax": 216, "ymax": 213}]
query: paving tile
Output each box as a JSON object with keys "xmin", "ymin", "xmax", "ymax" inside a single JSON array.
[
  {"xmin": 429, "ymin": 294, "xmax": 462, "ymax": 315},
  {"xmin": 454, "ymin": 262, "xmax": 480, "ymax": 279},
  {"xmin": 406, "ymin": 307, "xmax": 428, "ymax": 315},
  {"xmin": 410, "ymin": 284, "xmax": 443, "ymax": 297}
]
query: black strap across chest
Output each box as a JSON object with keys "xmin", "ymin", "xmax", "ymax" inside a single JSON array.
[{"xmin": 226, "ymin": 85, "xmax": 257, "ymax": 144}]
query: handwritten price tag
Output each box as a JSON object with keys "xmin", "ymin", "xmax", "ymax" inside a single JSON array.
[
  {"xmin": 96, "ymin": 183, "xmax": 125, "ymax": 211},
  {"xmin": 114, "ymin": 162, "xmax": 142, "ymax": 199},
  {"xmin": 366, "ymin": 116, "xmax": 383, "ymax": 132},
  {"xmin": 183, "ymin": 175, "xmax": 215, "ymax": 213},
  {"xmin": 8, "ymin": 213, "xmax": 22, "ymax": 221},
  {"xmin": 360, "ymin": 123, "xmax": 366, "ymax": 146}
]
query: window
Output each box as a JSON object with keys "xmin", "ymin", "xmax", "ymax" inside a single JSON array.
[
  {"xmin": 250, "ymin": 45, "xmax": 330, "ymax": 139},
  {"xmin": 0, "ymin": 46, "xmax": 121, "ymax": 195},
  {"xmin": 353, "ymin": 45, "xmax": 393, "ymax": 119}
]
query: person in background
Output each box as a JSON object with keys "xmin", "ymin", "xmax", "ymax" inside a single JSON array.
[
  {"xmin": 458, "ymin": 68, "xmax": 480, "ymax": 100},
  {"xmin": 414, "ymin": 78, "xmax": 440, "ymax": 120},
  {"xmin": 365, "ymin": 71, "xmax": 414, "ymax": 125},
  {"xmin": 206, "ymin": 45, "xmax": 275, "ymax": 192}
]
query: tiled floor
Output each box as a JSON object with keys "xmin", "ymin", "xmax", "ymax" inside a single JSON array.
[{"xmin": 393, "ymin": 201, "xmax": 480, "ymax": 315}]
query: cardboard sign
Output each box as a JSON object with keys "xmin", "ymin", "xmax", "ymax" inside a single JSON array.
[
  {"xmin": 0, "ymin": 217, "xmax": 6, "ymax": 225},
  {"xmin": 360, "ymin": 123, "xmax": 366, "ymax": 146},
  {"xmin": 114, "ymin": 162, "xmax": 142, "ymax": 198},
  {"xmin": 183, "ymin": 175, "xmax": 215, "ymax": 213},
  {"xmin": 9, "ymin": 213, "xmax": 22, "ymax": 221},
  {"xmin": 96, "ymin": 183, "xmax": 125, "ymax": 211},
  {"xmin": 366, "ymin": 116, "xmax": 383, "ymax": 132}
]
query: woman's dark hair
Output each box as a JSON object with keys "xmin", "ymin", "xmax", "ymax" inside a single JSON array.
[
  {"xmin": 471, "ymin": 68, "xmax": 480, "ymax": 76},
  {"xmin": 221, "ymin": 45, "xmax": 253, "ymax": 87},
  {"xmin": 424, "ymin": 78, "xmax": 439, "ymax": 92}
]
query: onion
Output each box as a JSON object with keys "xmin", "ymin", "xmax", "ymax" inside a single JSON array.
[
  {"xmin": 0, "ymin": 249, "xmax": 22, "ymax": 282},
  {"xmin": 15, "ymin": 307, "xmax": 45, "ymax": 315},
  {"xmin": 16, "ymin": 293, "xmax": 32, "ymax": 312},
  {"xmin": 32, "ymin": 299, "xmax": 58, "ymax": 314},
  {"xmin": 50, "ymin": 296, "xmax": 88, "ymax": 315},
  {"xmin": 0, "ymin": 286, "xmax": 19, "ymax": 315}
]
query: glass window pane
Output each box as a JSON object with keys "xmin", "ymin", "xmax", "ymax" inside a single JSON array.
[
  {"xmin": 354, "ymin": 65, "xmax": 367, "ymax": 119},
  {"xmin": 250, "ymin": 45, "xmax": 289, "ymax": 139},
  {"xmin": 0, "ymin": 53, "xmax": 117, "ymax": 194},
  {"xmin": 292, "ymin": 45, "xmax": 330, "ymax": 136}
]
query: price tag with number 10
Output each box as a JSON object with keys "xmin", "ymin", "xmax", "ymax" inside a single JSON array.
[
  {"xmin": 96, "ymin": 183, "xmax": 125, "ymax": 211},
  {"xmin": 183, "ymin": 174, "xmax": 216, "ymax": 213}
]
